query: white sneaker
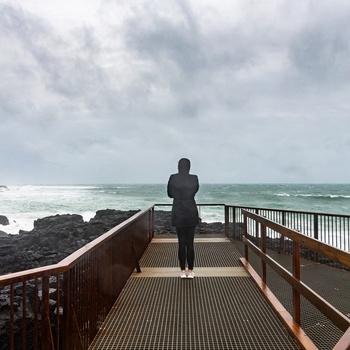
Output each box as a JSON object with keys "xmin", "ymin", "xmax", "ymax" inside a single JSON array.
[
  {"xmin": 180, "ymin": 271, "xmax": 187, "ymax": 279},
  {"xmin": 187, "ymin": 271, "xmax": 195, "ymax": 279}
]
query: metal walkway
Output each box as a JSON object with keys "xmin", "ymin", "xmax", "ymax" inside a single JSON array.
[{"xmin": 89, "ymin": 235, "xmax": 299, "ymax": 349}]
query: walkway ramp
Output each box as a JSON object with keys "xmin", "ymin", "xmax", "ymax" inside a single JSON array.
[{"xmin": 89, "ymin": 235, "xmax": 298, "ymax": 349}]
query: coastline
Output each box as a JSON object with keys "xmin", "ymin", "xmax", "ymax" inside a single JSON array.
[
  {"xmin": 0, "ymin": 209, "xmax": 223, "ymax": 275},
  {"xmin": 1, "ymin": 183, "xmax": 350, "ymax": 238}
]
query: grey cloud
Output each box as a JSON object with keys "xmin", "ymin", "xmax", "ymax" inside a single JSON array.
[
  {"xmin": 1, "ymin": 5, "xmax": 110, "ymax": 103},
  {"xmin": 121, "ymin": 1, "xmax": 298, "ymax": 123},
  {"xmin": 2, "ymin": 1, "xmax": 350, "ymax": 184},
  {"xmin": 124, "ymin": 2, "xmax": 203, "ymax": 73},
  {"xmin": 289, "ymin": 3, "xmax": 350, "ymax": 85}
]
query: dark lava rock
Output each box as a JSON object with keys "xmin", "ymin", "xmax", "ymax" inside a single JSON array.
[
  {"xmin": 0, "ymin": 210, "xmax": 139, "ymax": 276},
  {"xmin": 0, "ymin": 215, "xmax": 9, "ymax": 226}
]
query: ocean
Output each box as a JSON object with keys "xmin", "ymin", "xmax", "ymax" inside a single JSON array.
[{"xmin": 1, "ymin": 184, "xmax": 350, "ymax": 235}]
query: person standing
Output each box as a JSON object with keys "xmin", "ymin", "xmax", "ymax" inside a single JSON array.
[{"xmin": 167, "ymin": 158, "xmax": 199, "ymax": 278}]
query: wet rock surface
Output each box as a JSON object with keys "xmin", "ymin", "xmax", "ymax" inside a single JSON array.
[
  {"xmin": 0, "ymin": 215, "xmax": 9, "ymax": 226},
  {"xmin": 0, "ymin": 209, "xmax": 140, "ymax": 275}
]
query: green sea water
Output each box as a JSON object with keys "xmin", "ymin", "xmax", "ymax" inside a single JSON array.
[{"xmin": 1, "ymin": 184, "xmax": 350, "ymax": 235}]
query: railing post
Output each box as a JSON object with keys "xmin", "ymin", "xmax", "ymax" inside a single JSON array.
[
  {"xmin": 22, "ymin": 281, "xmax": 27, "ymax": 350},
  {"xmin": 279, "ymin": 211, "xmax": 286, "ymax": 254},
  {"xmin": 292, "ymin": 241, "xmax": 301, "ymax": 325},
  {"xmin": 314, "ymin": 214, "xmax": 319, "ymax": 262},
  {"xmin": 232, "ymin": 206, "xmax": 236, "ymax": 238},
  {"xmin": 262, "ymin": 223, "xmax": 267, "ymax": 284},
  {"xmin": 224, "ymin": 205, "xmax": 230, "ymax": 237},
  {"xmin": 255, "ymin": 209, "xmax": 259, "ymax": 246},
  {"xmin": 151, "ymin": 207, "xmax": 155, "ymax": 240},
  {"xmin": 42, "ymin": 275, "xmax": 54, "ymax": 350},
  {"xmin": 244, "ymin": 214, "xmax": 248, "ymax": 261},
  {"xmin": 62, "ymin": 271, "xmax": 71, "ymax": 350},
  {"xmin": 10, "ymin": 284, "xmax": 14, "ymax": 350}
]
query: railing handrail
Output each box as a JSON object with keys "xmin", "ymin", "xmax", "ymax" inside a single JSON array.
[
  {"xmin": 226, "ymin": 203, "xmax": 350, "ymax": 218},
  {"xmin": 157, "ymin": 201, "xmax": 350, "ymax": 217}
]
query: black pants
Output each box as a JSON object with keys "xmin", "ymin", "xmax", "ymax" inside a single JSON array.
[{"xmin": 176, "ymin": 226, "xmax": 196, "ymax": 270}]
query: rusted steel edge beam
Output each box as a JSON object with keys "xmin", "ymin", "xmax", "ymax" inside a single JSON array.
[
  {"xmin": 242, "ymin": 209, "xmax": 350, "ymax": 268},
  {"xmin": 243, "ymin": 236, "xmax": 350, "ymax": 332},
  {"xmin": 334, "ymin": 327, "xmax": 350, "ymax": 350},
  {"xmin": 0, "ymin": 206, "xmax": 154, "ymax": 286},
  {"xmin": 240, "ymin": 257, "xmax": 317, "ymax": 350}
]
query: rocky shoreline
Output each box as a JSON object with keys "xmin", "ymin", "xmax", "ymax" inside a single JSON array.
[
  {"xmin": 0, "ymin": 209, "xmax": 224, "ymax": 275},
  {"xmin": 0, "ymin": 209, "xmax": 141, "ymax": 275}
]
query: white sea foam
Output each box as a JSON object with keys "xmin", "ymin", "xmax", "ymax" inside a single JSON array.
[
  {"xmin": 81, "ymin": 211, "xmax": 97, "ymax": 222},
  {"xmin": 295, "ymin": 193, "xmax": 350, "ymax": 199},
  {"xmin": 276, "ymin": 193, "xmax": 290, "ymax": 197},
  {"xmin": 1, "ymin": 215, "xmax": 35, "ymax": 235}
]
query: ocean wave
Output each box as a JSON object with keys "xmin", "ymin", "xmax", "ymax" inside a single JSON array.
[
  {"xmin": 2, "ymin": 184, "xmax": 350, "ymax": 235},
  {"xmin": 295, "ymin": 194, "xmax": 350, "ymax": 199},
  {"xmin": 276, "ymin": 193, "xmax": 290, "ymax": 197},
  {"xmin": 8, "ymin": 185, "xmax": 100, "ymax": 191}
]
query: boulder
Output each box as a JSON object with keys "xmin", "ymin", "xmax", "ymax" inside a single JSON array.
[
  {"xmin": 0, "ymin": 215, "xmax": 9, "ymax": 226},
  {"xmin": 89, "ymin": 209, "xmax": 140, "ymax": 231}
]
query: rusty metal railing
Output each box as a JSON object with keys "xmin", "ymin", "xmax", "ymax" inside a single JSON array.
[
  {"xmin": 1, "ymin": 203, "xmax": 350, "ymax": 349},
  {"xmin": 0, "ymin": 206, "xmax": 153, "ymax": 350},
  {"xmin": 155, "ymin": 203, "xmax": 350, "ymax": 265},
  {"xmin": 241, "ymin": 209, "xmax": 350, "ymax": 350},
  {"xmin": 225, "ymin": 205, "xmax": 350, "ymax": 257}
]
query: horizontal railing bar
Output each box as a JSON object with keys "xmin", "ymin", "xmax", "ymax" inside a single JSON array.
[
  {"xmin": 156, "ymin": 202, "xmax": 350, "ymax": 218},
  {"xmin": 230, "ymin": 204, "xmax": 350, "ymax": 219},
  {"xmin": 0, "ymin": 263, "xmax": 63, "ymax": 286}
]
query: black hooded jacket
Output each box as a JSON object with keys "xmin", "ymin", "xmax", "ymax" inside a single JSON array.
[{"xmin": 167, "ymin": 172, "xmax": 199, "ymax": 227}]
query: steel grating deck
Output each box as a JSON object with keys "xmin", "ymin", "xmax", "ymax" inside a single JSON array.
[
  {"xmin": 89, "ymin": 236, "xmax": 299, "ymax": 349},
  {"xmin": 139, "ymin": 238, "xmax": 242, "ymax": 268}
]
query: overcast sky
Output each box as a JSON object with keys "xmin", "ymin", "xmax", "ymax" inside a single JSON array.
[{"xmin": 1, "ymin": 0, "xmax": 350, "ymax": 184}]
